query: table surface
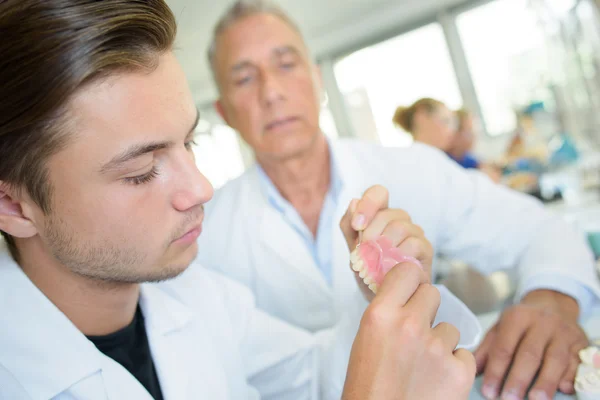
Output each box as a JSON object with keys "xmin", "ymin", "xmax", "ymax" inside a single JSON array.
[{"xmin": 469, "ymin": 308, "xmax": 600, "ymax": 399}]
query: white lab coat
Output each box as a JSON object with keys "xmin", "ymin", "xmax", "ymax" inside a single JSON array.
[
  {"xmin": 0, "ymin": 240, "xmax": 479, "ymax": 399},
  {"xmin": 0, "ymin": 241, "xmax": 353, "ymax": 400},
  {"xmin": 197, "ymin": 139, "xmax": 600, "ymax": 332}
]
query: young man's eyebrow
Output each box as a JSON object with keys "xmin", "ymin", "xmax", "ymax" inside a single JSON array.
[
  {"xmin": 100, "ymin": 142, "xmax": 171, "ymax": 174},
  {"xmin": 101, "ymin": 109, "xmax": 200, "ymax": 174}
]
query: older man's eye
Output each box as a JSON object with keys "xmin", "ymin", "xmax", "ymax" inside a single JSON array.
[
  {"xmin": 280, "ymin": 60, "xmax": 297, "ymax": 70},
  {"xmin": 235, "ymin": 75, "xmax": 253, "ymax": 86}
]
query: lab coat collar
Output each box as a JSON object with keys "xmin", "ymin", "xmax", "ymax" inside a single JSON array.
[
  {"xmin": 255, "ymin": 183, "xmax": 332, "ymax": 291},
  {"xmin": 250, "ymin": 139, "xmax": 367, "ymax": 294},
  {"xmin": 250, "ymin": 138, "xmax": 348, "ymax": 293},
  {"xmin": 139, "ymin": 280, "xmax": 194, "ymax": 337},
  {"xmin": 0, "ymin": 241, "xmax": 196, "ymax": 400},
  {"xmin": 0, "ymin": 242, "xmax": 103, "ymax": 400}
]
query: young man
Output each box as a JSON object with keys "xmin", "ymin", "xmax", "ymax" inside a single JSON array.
[
  {"xmin": 0, "ymin": 1, "xmax": 476, "ymax": 399},
  {"xmin": 199, "ymin": 1, "xmax": 598, "ymax": 399}
]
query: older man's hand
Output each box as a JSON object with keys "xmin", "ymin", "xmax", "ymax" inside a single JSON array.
[
  {"xmin": 339, "ymin": 185, "xmax": 433, "ymax": 301},
  {"xmin": 475, "ymin": 290, "xmax": 588, "ymax": 400}
]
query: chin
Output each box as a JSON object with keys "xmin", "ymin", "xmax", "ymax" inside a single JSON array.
[
  {"xmin": 144, "ymin": 262, "xmax": 190, "ymax": 283},
  {"xmin": 172, "ymin": 241, "xmax": 198, "ymax": 267},
  {"xmin": 269, "ymin": 134, "xmax": 319, "ymax": 160},
  {"xmin": 146, "ymin": 242, "xmax": 198, "ymax": 283}
]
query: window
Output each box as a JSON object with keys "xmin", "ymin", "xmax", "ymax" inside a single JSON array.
[
  {"xmin": 192, "ymin": 108, "xmax": 246, "ymax": 189},
  {"xmin": 320, "ymin": 96, "xmax": 340, "ymax": 139},
  {"xmin": 334, "ymin": 23, "xmax": 463, "ymax": 147},
  {"xmin": 457, "ymin": 0, "xmax": 552, "ymax": 136}
]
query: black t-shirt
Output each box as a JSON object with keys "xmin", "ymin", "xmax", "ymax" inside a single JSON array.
[{"xmin": 87, "ymin": 306, "xmax": 164, "ymax": 400}]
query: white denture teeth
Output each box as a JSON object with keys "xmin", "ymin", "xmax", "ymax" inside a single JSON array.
[
  {"xmin": 351, "ymin": 253, "xmax": 379, "ymax": 294},
  {"xmin": 580, "ymin": 347, "xmax": 600, "ymax": 368},
  {"xmin": 351, "ymin": 259, "xmax": 363, "ymax": 272},
  {"xmin": 350, "ymin": 249, "xmax": 360, "ymax": 264}
]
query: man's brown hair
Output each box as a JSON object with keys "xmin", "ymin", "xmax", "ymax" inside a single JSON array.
[{"xmin": 0, "ymin": 0, "xmax": 177, "ymax": 260}]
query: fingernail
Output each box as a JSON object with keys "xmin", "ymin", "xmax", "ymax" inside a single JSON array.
[
  {"xmin": 482, "ymin": 384, "xmax": 498, "ymax": 400},
  {"xmin": 501, "ymin": 389, "xmax": 521, "ymax": 400},
  {"xmin": 352, "ymin": 214, "xmax": 366, "ymax": 230},
  {"xmin": 528, "ymin": 390, "xmax": 549, "ymax": 400},
  {"xmin": 349, "ymin": 198, "xmax": 359, "ymax": 213}
]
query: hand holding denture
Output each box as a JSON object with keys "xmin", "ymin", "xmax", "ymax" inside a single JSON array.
[
  {"xmin": 339, "ymin": 185, "xmax": 433, "ymax": 300},
  {"xmin": 339, "ymin": 186, "xmax": 475, "ymax": 400}
]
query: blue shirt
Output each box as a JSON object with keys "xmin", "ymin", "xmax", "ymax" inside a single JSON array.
[
  {"xmin": 450, "ymin": 152, "xmax": 480, "ymax": 169},
  {"xmin": 256, "ymin": 149, "xmax": 344, "ymax": 286}
]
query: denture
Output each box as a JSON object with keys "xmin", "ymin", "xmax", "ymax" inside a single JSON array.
[
  {"xmin": 350, "ymin": 235, "xmax": 422, "ymax": 294},
  {"xmin": 580, "ymin": 347, "xmax": 600, "ymax": 369},
  {"xmin": 575, "ymin": 346, "xmax": 600, "ymax": 398}
]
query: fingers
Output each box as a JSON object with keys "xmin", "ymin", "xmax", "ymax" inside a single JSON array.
[
  {"xmin": 397, "ymin": 237, "xmax": 433, "ymax": 276},
  {"xmin": 372, "ymin": 262, "xmax": 428, "ymax": 308},
  {"xmin": 340, "ymin": 198, "xmax": 360, "ymax": 250},
  {"xmin": 432, "ymin": 322, "xmax": 461, "ymax": 351},
  {"xmin": 474, "ymin": 326, "xmax": 496, "ymax": 375},
  {"xmin": 558, "ymin": 339, "xmax": 588, "ymax": 395},
  {"xmin": 558, "ymin": 354, "xmax": 579, "ymax": 394},
  {"xmin": 374, "ymin": 212, "xmax": 432, "ymax": 276},
  {"xmin": 481, "ymin": 313, "xmax": 531, "ymax": 400},
  {"xmin": 454, "ymin": 349, "xmax": 475, "ymax": 380},
  {"xmin": 501, "ymin": 325, "xmax": 555, "ymax": 400},
  {"xmin": 526, "ymin": 340, "xmax": 571, "ymax": 400},
  {"xmin": 351, "ymin": 185, "xmax": 389, "ymax": 231},
  {"xmin": 342, "ymin": 185, "xmax": 431, "ymax": 277},
  {"xmin": 454, "ymin": 348, "xmax": 477, "ymax": 381},
  {"xmin": 364, "ymin": 209, "xmax": 413, "ymax": 242},
  {"xmin": 405, "ymin": 283, "xmax": 441, "ymax": 326},
  {"xmin": 454, "ymin": 348, "xmax": 478, "ymax": 398}
]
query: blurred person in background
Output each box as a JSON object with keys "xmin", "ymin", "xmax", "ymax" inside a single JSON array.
[
  {"xmin": 392, "ymin": 97, "xmax": 457, "ymax": 152},
  {"xmin": 199, "ymin": 1, "xmax": 600, "ymax": 399},
  {"xmin": 448, "ymin": 108, "xmax": 502, "ymax": 183}
]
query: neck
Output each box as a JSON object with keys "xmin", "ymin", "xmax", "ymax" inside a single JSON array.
[
  {"xmin": 258, "ymin": 134, "xmax": 331, "ymax": 235},
  {"xmin": 414, "ymin": 131, "xmax": 434, "ymax": 148},
  {"xmin": 448, "ymin": 148, "xmax": 464, "ymax": 159},
  {"xmin": 16, "ymin": 238, "xmax": 139, "ymax": 336}
]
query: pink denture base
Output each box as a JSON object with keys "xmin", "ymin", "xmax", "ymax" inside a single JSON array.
[{"xmin": 357, "ymin": 236, "xmax": 422, "ymax": 286}]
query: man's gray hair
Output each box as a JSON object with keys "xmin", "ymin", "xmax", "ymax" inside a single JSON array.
[{"xmin": 207, "ymin": 0, "xmax": 304, "ymax": 79}]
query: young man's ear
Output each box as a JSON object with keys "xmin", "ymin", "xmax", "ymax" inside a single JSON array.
[{"xmin": 0, "ymin": 183, "xmax": 38, "ymax": 238}]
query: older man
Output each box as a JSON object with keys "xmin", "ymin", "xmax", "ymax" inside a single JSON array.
[{"xmin": 197, "ymin": 1, "xmax": 600, "ymax": 399}]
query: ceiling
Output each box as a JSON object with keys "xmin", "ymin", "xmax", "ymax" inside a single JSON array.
[{"xmin": 166, "ymin": 0, "xmax": 470, "ymax": 105}]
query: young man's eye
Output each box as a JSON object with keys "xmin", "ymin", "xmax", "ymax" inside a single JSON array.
[{"xmin": 123, "ymin": 167, "xmax": 159, "ymax": 185}]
